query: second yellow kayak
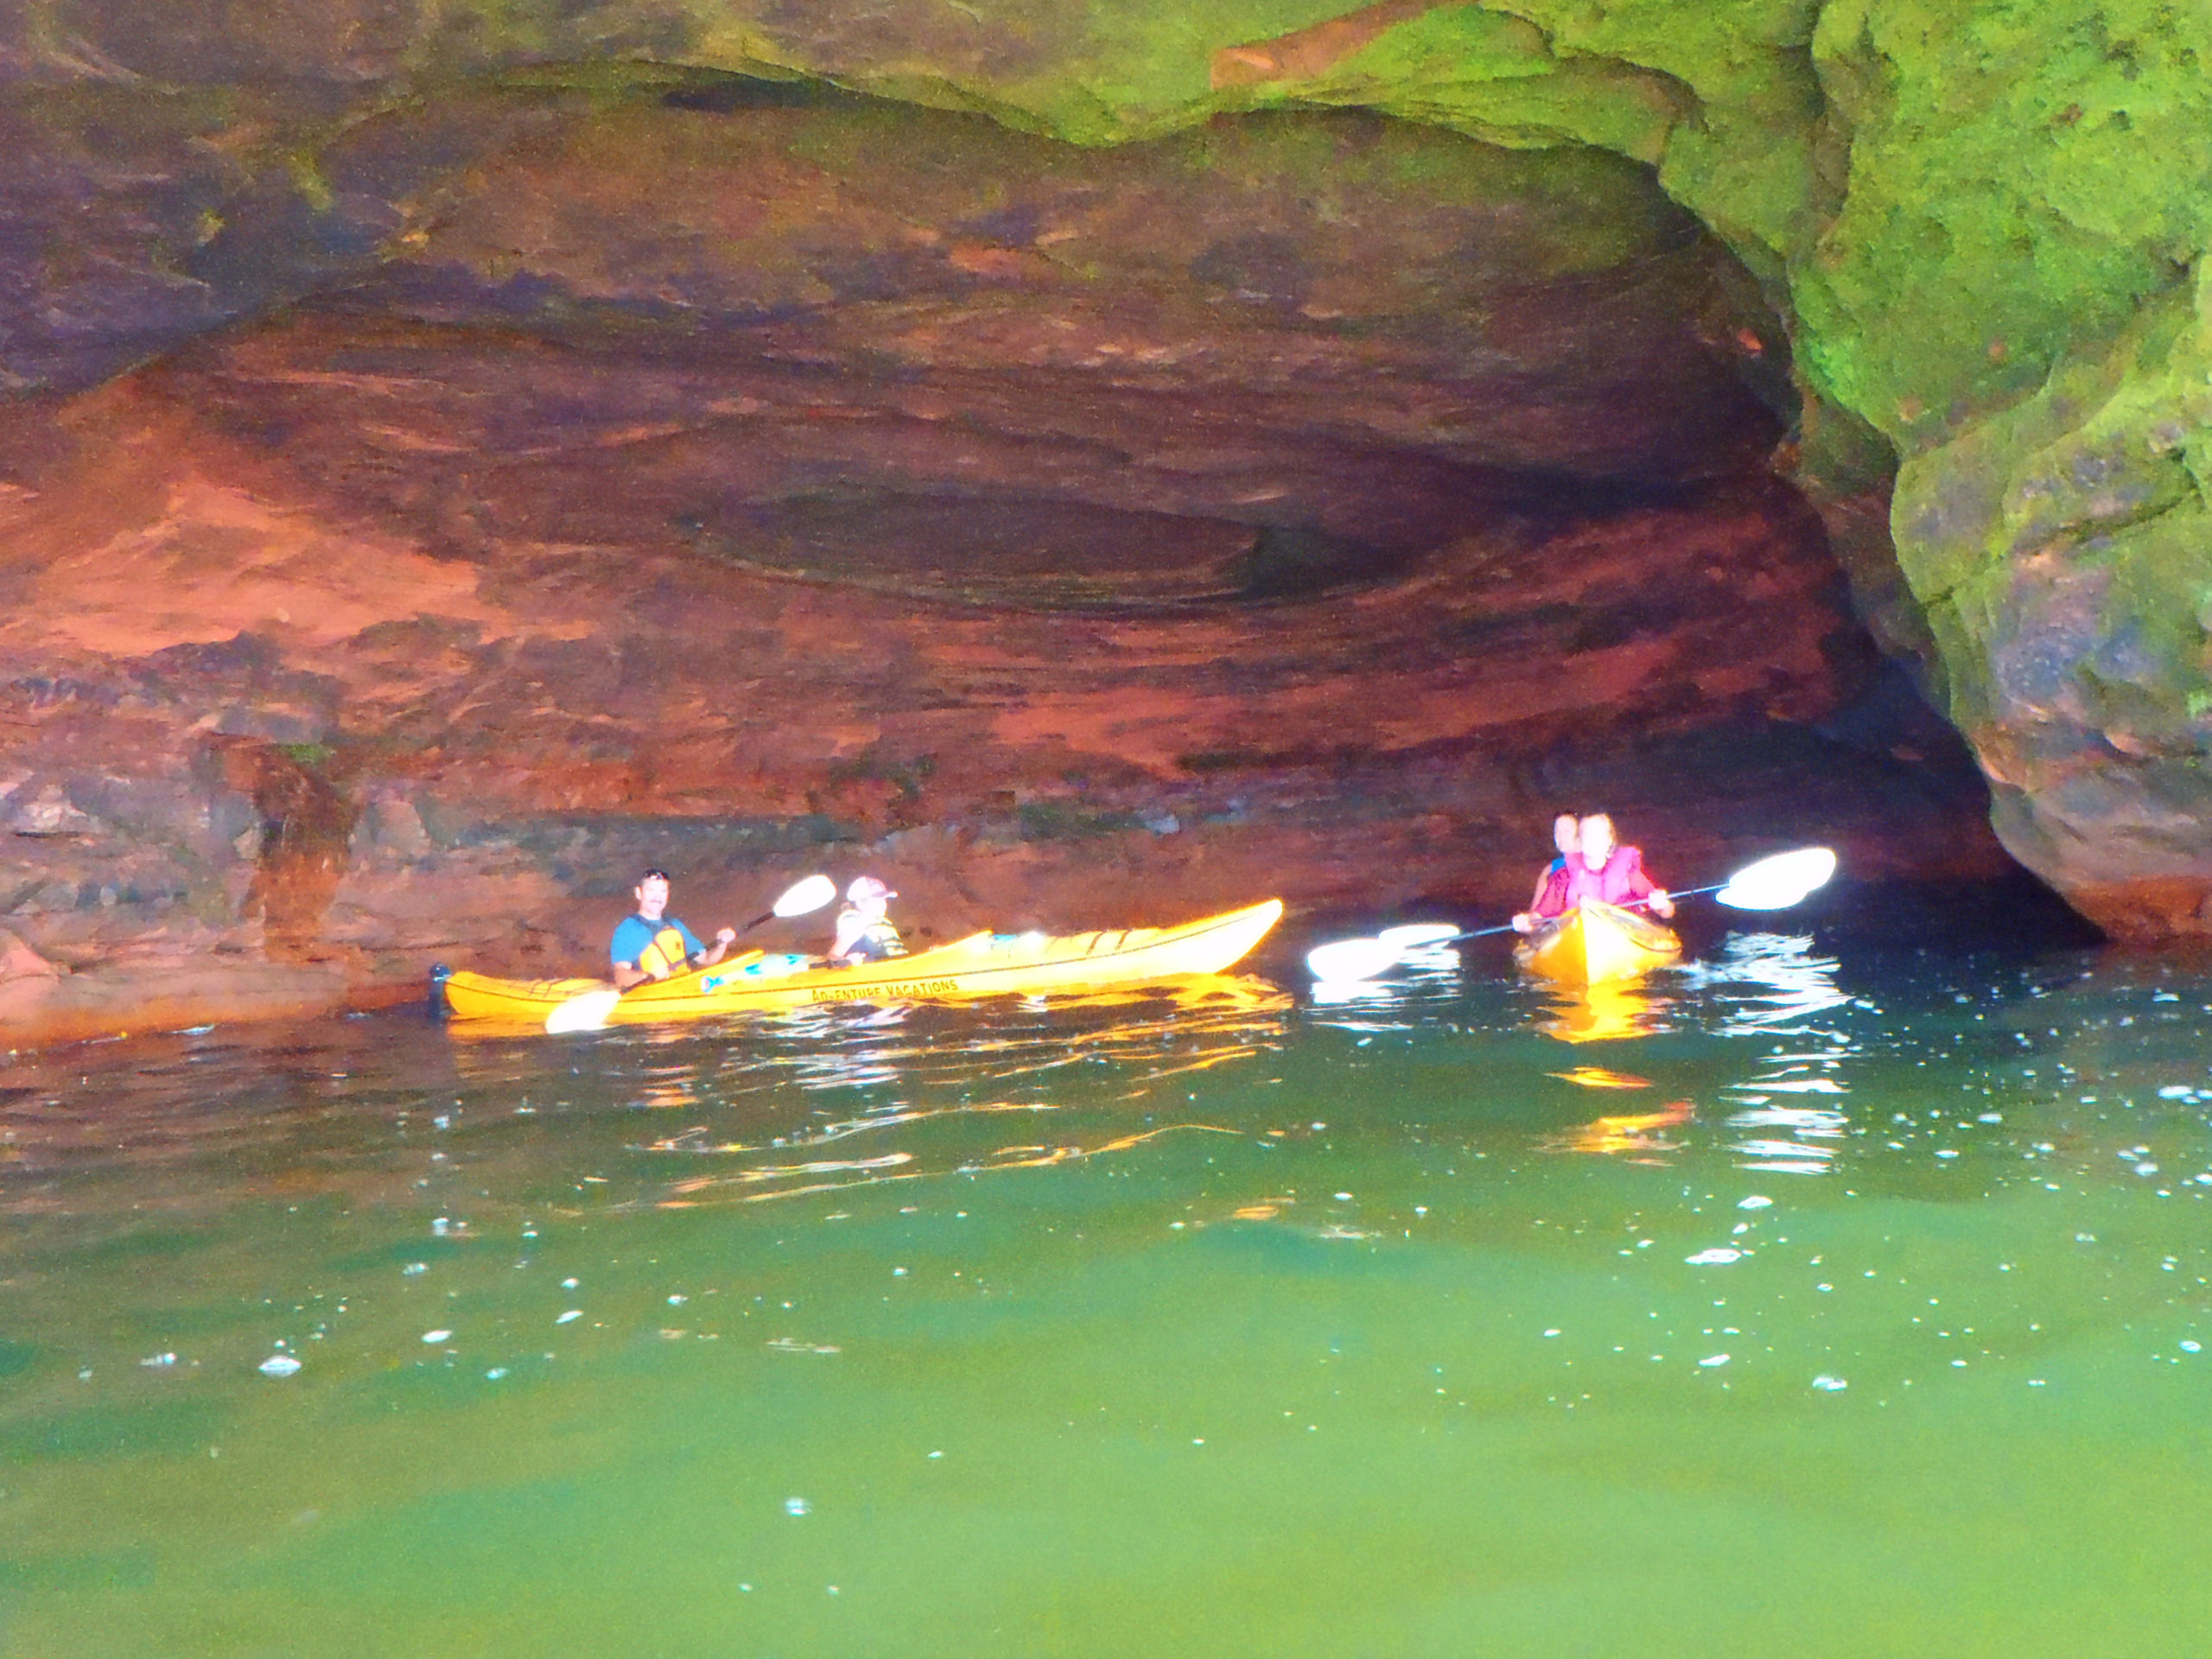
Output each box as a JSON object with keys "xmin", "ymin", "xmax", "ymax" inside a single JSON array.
[{"xmin": 1515, "ymin": 900, "xmax": 1681, "ymax": 985}]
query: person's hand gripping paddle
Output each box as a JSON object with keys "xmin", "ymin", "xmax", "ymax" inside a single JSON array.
[
  {"xmin": 545, "ymin": 874, "xmax": 839, "ymax": 1033},
  {"xmin": 1304, "ymin": 848, "xmax": 1838, "ymax": 984}
]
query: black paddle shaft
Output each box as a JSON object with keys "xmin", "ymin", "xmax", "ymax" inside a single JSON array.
[{"xmin": 1427, "ymin": 882, "xmax": 1724, "ymax": 948}]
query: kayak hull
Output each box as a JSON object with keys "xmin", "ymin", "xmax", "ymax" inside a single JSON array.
[
  {"xmin": 1515, "ymin": 901, "xmax": 1680, "ymax": 985},
  {"xmin": 442, "ymin": 898, "xmax": 1285, "ymax": 1025}
]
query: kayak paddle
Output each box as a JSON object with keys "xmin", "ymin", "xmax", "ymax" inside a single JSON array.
[
  {"xmin": 1305, "ymin": 847, "xmax": 1838, "ymax": 984},
  {"xmin": 545, "ymin": 873, "xmax": 839, "ymax": 1033}
]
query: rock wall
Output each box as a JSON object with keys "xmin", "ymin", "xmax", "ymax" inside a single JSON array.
[
  {"xmin": 1893, "ymin": 267, "xmax": 2212, "ymax": 937},
  {"xmin": 0, "ymin": 90, "xmax": 2007, "ymax": 1036},
  {"xmin": 8, "ymin": 0, "xmax": 2201, "ymax": 1039},
  {"xmin": 1207, "ymin": 1, "xmax": 2212, "ymax": 933}
]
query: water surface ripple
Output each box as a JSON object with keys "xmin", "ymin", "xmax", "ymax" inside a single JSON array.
[{"xmin": 3, "ymin": 932, "xmax": 2211, "ymax": 1656}]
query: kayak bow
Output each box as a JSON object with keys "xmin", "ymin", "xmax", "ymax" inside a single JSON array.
[{"xmin": 1514, "ymin": 900, "xmax": 1681, "ymax": 985}]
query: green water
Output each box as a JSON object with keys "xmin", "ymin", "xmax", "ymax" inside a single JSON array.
[{"xmin": 4, "ymin": 930, "xmax": 2212, "ymax": 1656}]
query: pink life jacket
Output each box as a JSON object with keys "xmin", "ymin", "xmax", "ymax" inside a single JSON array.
[
  {"xmin": 1560, "ymin": 845, "xmax": 1655, "ymax": 908},
  {"xmin": 1531, "ymin": 856, "xmax": 1580, "ymax": 918}
]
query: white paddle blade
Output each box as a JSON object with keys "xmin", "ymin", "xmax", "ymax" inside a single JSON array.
[
  {"xmin": 1306, "ymin": 938, "xmax": 1405, "ymax": 983},
  {"xmin": 545, "ymin": 988, "xmax": 623, "ymax": 1034},
  {"xmin": 1715, "ymin": 848, "xmax": 1838, "ymax": 910},
  {"xmin": 772, "ymin": 874, "xmax": 838, "ymax": 918},
  {"xmin": 1378, "ymin": 923, "xmax": 1462, "ymax": 949}
]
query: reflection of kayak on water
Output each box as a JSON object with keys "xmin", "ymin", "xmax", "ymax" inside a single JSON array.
[
  {"xmin": 1517, "ymin": 900, "xmax": 1680, "ymax": 1044},
  {"xmin": 1548, "ymin": 1098, "xmax": 1694, "ymax": 1157},
  {"xmin": 1535, "ymin": 978, "xmax": 1671, "ymax": 1045},
  {"xmin": 1515, "ymin": 900, "xmax": 1681, "ymax": 985},
  {"xmin": 439, "ymin": 899, "xmax": 1284, "ymax": 1027}
]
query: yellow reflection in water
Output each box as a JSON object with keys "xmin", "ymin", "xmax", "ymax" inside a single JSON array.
[
  {"xmin": 1535, "ymin": 978, "xmax": 1670, "ymax": 1044},
  {"xmin": 626, "ymin": 975, "xmax": 1285, "ymax": 1205},
  {"xmin": 657, "ymin": 1123, "xmax": 1239, "ymax": 1207},
  {"xmin": 1546, "ymin": 1098, "xmax": 1694, "ymax": 1160},
  {"xmin": 1547, "ymin": 1065, "xmax": 1651, "ymax": 1090}
]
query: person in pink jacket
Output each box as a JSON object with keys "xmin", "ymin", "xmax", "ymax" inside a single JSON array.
[{"xmin": 1560, "ymin": 812, "xmax": 1673, "ymax": 918}]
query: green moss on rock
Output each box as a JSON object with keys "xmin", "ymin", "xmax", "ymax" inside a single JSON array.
[
  {"xmin": 1897, "ymin": 263, "xmax": 2212, "ymax": 743},
  {"xmin": 1806, "ymin": 0, "xmax": 2212, "ymax": 454}
]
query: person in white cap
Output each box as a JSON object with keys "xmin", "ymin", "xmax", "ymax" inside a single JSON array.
[{"xmin": 828, "ymin": 875, "xmax": 907, "ymax": 964}]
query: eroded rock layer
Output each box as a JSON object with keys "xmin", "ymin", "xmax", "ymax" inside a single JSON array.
[{"xmin": 0, "ymin": 370, "xmax": 1990, "ymax": 1027}]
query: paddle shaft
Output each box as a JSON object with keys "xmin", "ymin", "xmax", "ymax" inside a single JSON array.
[
  {"xmin": 618, "ymin": 908, "xmax": 773, "ymax": 990},
  {"xmin": 544, "ymin": 873, "xmax": 840, "ymax": 1030},
  {"xmin": 1307, "ymin": 846, "xmax": 1835, "ymax": 982},
  {"xmin": 610, "ymin": 885, "xmax": 827, "ymax": 1000},
  {"xmin": 1417, "ymin": 884, "xmax": 1716, "ymax": 949}
]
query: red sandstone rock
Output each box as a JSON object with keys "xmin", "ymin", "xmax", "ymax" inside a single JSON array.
[
  {"xmin": 0, "ymin": 929, "xmax": 61, "ymax": 983},
  {"xmin": 0, "ymin": 102, "xmax": 2018, "ymax": 1041},
  {"xmin": 0, "ymin": 960, "xmax": 354, "ymax": 1049}
]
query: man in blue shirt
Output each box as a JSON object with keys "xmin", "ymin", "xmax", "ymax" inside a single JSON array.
[{"xmin": 609, "ymin": 868, "xmax": 738, "ymax": 989}]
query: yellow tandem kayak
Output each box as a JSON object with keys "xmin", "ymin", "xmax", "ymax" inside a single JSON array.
[
  {"xmin": 1514, "ymin": 900, "xmax": 1681, "ymax": 986},
  {"xmin": 439, "ymin": 898, "xmax": 1285, "ymax": 1026}
]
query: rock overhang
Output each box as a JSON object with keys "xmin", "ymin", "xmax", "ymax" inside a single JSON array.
[{"xmin": 8, "ymin": 0, "xmax": 2209, "ymax": 1020}]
